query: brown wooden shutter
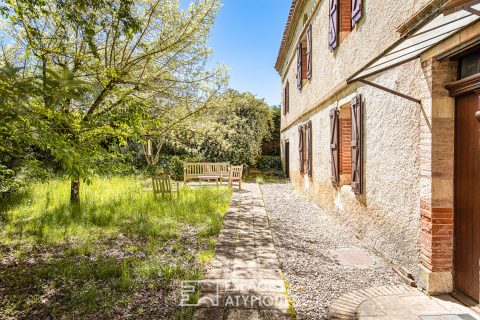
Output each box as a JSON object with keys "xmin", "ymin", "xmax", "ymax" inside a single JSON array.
[
  {"xmin": 283, "ymin": 85, "xmax": 287, "ymax": 115},
  {"xmin": 306, "ymin": 25, "xmax": 312, "ymax": 80},
  {"xmin": 297, "ymin": 43, "xmax": 302, "ymax": 90},
  {"xmin": 298, "ymin": 125, "xmax": 304, "ymax": 174},
  {"xmin": 330, "ymin": 108, "xmax": 339, "ymax": 185},
  {"xmin": 286, "ymin": 81, "xmax": 289, "ymax": 113},
  {"xmin": 351, "ymin": 94, "xmax": 363, "ymax": 194},
  {"xmin": 328, "ymin": 0, "xmax": 338, "ymax": 51},
  {"xmin": 307, "ymin": 121, "xmax": 313, "ymax": 177},
  {"xmin": 351, "ymin": 0, "xmax": 362, "ymax": 27}
]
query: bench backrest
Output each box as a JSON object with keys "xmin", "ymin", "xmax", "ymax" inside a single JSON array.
[
  {"xmin": 152, "ymin": 174, "xmax": 172, "ymax": 194},
  {"xmin": 184, "ymin": 162, "xmax": 230, "ymax": 176}
]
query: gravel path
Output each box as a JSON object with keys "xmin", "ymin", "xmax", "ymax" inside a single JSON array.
[{"xmin": 260, "ymin": 183, "xmax": 403, "ymax": 320}]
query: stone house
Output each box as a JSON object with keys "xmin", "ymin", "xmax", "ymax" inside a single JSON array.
[{"xmin": 276, "ymin": 0, "xmax": 480, "ymax": 302}]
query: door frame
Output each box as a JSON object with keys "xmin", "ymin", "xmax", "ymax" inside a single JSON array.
[{"xmin": 446, "ymin": 70, "xmax": 480, "ymax": 303}]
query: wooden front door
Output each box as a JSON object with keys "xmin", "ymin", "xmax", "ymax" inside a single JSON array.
[
  {"xmin": 454, "ymin": 92, "xmax": 480, "ymax": 302},
  {"xmin": 285, "ymin": 141, "xmax": 290, "ymax": 178}
]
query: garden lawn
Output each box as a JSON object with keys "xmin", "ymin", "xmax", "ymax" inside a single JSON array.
[{"xmin": 0, "ymin": 176, "xmax": 232, "ymax": 320}]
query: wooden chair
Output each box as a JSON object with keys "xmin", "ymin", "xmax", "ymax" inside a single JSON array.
[
  {"xmin": 229, "ymin": 165, "xmax": 243, "ymax": 190},
  {"xmin": 152, "ymin": 174, "xmax": 180, "ymax": 200}
]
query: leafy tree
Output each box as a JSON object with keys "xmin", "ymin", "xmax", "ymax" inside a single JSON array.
[
  {"xmin": 261, "ymin": 105, "xmax": 280, "ymax": 156},
  {"xmin": 0, "ymin": 0, "xmax": 226, "ymax": 203},
  {"xmin": 161, "ymin": 89, "xmax": 274, "ymax": 168}
]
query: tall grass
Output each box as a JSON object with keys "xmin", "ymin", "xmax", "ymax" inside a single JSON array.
[
  {"xmin": 0, "ymin": 176, "xmax": 232, "ymax": 319},
  {"xmin": 2, "ymin": 176, "xmax": 231, "ymax": 244}
]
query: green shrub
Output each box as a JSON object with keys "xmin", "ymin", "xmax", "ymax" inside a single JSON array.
[
  {"xmin": 168, "ymin": 156, "xmax": 184, "ymax": 181},
  {"xmin": 143, "ymin": 155, "xmax": 204, "ymax": 180},
  {"xmin": 257, "ymin": 156, "xmax": 282, "ymax": 172}
]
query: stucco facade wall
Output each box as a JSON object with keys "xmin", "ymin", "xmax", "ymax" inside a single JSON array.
[{"xmin": 281, "ymin": 59, "xmax": 431, "ymax": 274}]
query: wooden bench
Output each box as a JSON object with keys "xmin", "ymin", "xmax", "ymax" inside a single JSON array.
[
  {"xmin": 152, "ymin": 174, "xmax": 180, "ymax": 200},
  {"xmin": 184, "ymin": 162, "xmax": 230, "ymax": 185}
]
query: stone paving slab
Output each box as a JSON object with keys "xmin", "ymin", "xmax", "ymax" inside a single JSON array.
[
  {"xmin": 330, "ymin": 285, "xmax": 480, "ymax": 320},
  {"xmin": 193, "ymin": 183, "xmax": 293, "ymax": 320}
]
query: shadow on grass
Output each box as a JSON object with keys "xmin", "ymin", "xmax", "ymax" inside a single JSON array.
[
  {"xmin": 1, "ymin": 252, "xmax": 128, "ymax": 318},
  {"xmin": 0, "ymin": 236, "xmax": 206, "ymax": 319}
]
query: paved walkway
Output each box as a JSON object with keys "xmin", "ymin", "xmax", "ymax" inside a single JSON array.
[{"xmin": 193, "ymin": 183, "xmax": 292, "ymax": 320}]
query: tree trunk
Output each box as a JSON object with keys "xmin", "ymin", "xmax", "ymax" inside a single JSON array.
[{"xmin": 70, "ymin": 177, "xmax": 80, "ymax": 204}]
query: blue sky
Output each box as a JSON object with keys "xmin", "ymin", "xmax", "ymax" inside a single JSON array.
[{"xmin": 206, "ymin": 0, "xmax": 292, "ymax": 106}]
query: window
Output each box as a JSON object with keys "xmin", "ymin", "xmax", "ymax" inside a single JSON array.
[
  {"xmin": 330, "ymin": 94, "xmax": 363, "ymax": 193},
  {"xmin": 297, "ymin": 25, "xmax": 312, "ymax": 90},
  {"xmin": 298, "ymin": 122, "xmax": 312, "ymax": 176},
  {"xmin": 339, "ymin": 0, "xmax": 352, "ymax": 42},
  {"xmin": 339, "ymin": 105, "xmax": 352, "ymax": 185},
  {"xmin": 459, "ymin": 49, "xmax": 480, "ymax": 79},
  {"xmin": 283, "ymin": 81, "xmax": 289, "ymax": 115},
  {"xmin": 329, "ymin": 0, "xmax": 363, "ymax": 50}
]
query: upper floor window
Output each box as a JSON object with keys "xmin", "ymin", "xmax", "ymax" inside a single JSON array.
[
  {"xmin": 297, "ymin": 24, "xmax": 312, "ymax": 90},
  {"xmin": 329, "ymin": 0, "xmax": 363, "ymax": 50}
]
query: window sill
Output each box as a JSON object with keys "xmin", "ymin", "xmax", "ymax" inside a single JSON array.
[{"xmin": 299, "ymin": 80, "xmax": 311, "ymax": 91}]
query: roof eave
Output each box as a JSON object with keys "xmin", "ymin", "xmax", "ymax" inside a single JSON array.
[{"xmin": 275, "ymin": 0, "xmax": 305, "ymax": 75}]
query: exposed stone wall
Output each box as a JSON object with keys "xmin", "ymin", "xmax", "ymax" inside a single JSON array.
[{"xmin": 417, "ymin": 57, "xmax": 457, "ymax": 294}]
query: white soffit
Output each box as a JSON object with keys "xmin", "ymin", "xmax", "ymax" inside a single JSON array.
[{"xmin": 348, "ymin": 4, "xmax": 480, "ymax": 82}]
